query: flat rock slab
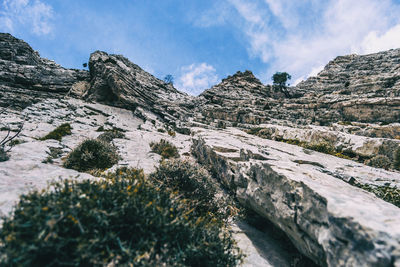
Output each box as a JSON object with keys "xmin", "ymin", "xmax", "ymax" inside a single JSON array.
[{"xmin": 192, "ymin": 127, "xmax": 400, "ymax": 266}]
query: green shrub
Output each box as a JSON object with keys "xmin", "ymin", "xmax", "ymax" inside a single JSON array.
[
  {"xmin": 217, "ymin": 121, "xmax": 226, "ymax": 129},
  {"xmin": 0, "ymin": 169, "xmax": 242, "ymax": 266},
  {"xmin": 246, "ymin": 127, "xmax": 264, "ymax": 135},
  {"xmin": 40, "ymin": 123, "xmax": 72, "ymax": 141},
  {"xmin": 96, "ymin": 125, "xmax": 105, "ymax": 132},
  {"xmin": 97, "ymin": 130, "xmax": 125, "ymax": 143},
  {"xmin": 63, "ymin": 139, "xmax": 118, "ymax": 172},
  {"xmin": 9, "ymin": 139, "xmax": 24, "ymax": 146},
  {"xmin": 0, "ymin": 147, "xmax": 9, "ymax": 162},
  {"xmin": 394, "ymin": 147, "xmax": 400, "ymax": 170},
  {"xmin": 365, "ymin": 155, "xmax": 392, "ymax": 170},
  {"xmin": 150, "ymin": 160, "xmax": 220, "ymax": 217},
  {"xmin": 150, "ymin": 139, "xmax": 179, "ymax": 159},
  {"xmin": 167, "ymin": 130, "xmax": 176, "ymax": 137},
  {"xmin": 304, "ymin": 142, "xmax": 336, "ymax": 155},
  {"xmin": 356, "ymin": 183, "xmax": 400, "ymax": 208},
  {"xmin": 42, "ymin": 147, "xmax": 64, "ymax": 164}
]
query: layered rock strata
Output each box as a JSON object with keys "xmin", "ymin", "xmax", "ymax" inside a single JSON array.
[
  {"xmin": 191, "ymin": 127, "xmax": 400, "ymax": 266},
  {"xmin": 86, "ymin": 51, "xmax": 194, "ymax": 123},
  {"xmin": 0, "ymin": 33, "xmax": 89, "ymax": 109}
]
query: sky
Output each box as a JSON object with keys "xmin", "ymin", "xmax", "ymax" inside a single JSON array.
[{"xmin": 1, "ymin": 0, "xmax": 400, "ymax": 95}]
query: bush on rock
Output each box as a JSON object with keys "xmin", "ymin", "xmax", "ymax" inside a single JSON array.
[
  {"xmin": 63, "ymin": 139, "xmax": 118, "ymax": 172},
  {"xmin": 150, "ymin": 139, "xmax": 179, "ymax": 159},
  {"xmin": 0, "ymin": 168, "xmax": 242, "ymax": 266},
  {"xmin": 40, "ymin": 123, "xmax": 72, "ymax": 141}
]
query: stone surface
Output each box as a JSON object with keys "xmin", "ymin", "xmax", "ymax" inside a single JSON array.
[
  {"xmin": 0, "ymin": 97, "xmax": 288, "ymax": 265},
  {"xmin": 2, "ymin": 33, "xmax": 400, "ymax": 266},
  {"xmin": 87, "ymin": 51, "xmax": 194, "ymax": 124},
  {"xmin": 249, "ymin": 123, "xmax": 400, "ymax": 163},
  {"xmin": 194, "ymin": 49, "xmax": 400, "ymax": 126},
  {"xmin": 191, "ymin": 127, "xmax": 400, "ymax": 266},
  {"xmin": 194, "ymin": 70, "xmax": 276, "ymax": 126},
  {"xmin": 0, "ymin": 33, "xmax": 89, "ymax": 109}
]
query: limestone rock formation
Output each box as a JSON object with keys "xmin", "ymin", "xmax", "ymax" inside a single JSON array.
[
  {"xmin": 191, "ymin": 127, "xmax": 400, "ymax": 266},
  {"xmin": 288, "ymin": 49, "xmax": 400, "ymax": 125},
  {"xmin": 0, "ymin": 33, "xmax": 89, "ymax": 109},
  {"xmin": 196, "ymin": 70, "xmax": 273, "ymax": 125},
  {"xmin": 1, "ymin": 33, "xmax": 400, "ymax": 266},
  {"xmin": 86, "ymin": 50, "xmax": 193, "ymax": 123},
  {"xmin": 195, "ymin": 50, "xmax": 400, "ymax": 126}
]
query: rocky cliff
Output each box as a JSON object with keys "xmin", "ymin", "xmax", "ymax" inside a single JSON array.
[
  {"xmin": 1, "ymin": 33, "xmax": 400, "ymax": 267},
  {"xmin": 289, "ymin": 49, "xmax": 400, "ymax": 124},
  {"xmin": 0, "ymin": 33, "xmax": 89, "ymax": 109},
  {"xmin": 196, "ymin": 49, "xmax": 400, "ymax": 126},
  {"xmin": 85, "ymin": 51, "xmax": 194, "ymax": 123}
]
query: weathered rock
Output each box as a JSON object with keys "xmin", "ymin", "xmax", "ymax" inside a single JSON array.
[
  {"xmin": 195, "ymin": 70, "xmax": 275, "ymax": 125},
  {"xmin": 249, "ymin": 123, "xmax": 400, "ymax": 163},
  {"xmin": 191, "ymin": 127, "xmax": 400, "ymax": 266},
  {"xmin": 0, "ymin": 97, "xmax": 291, "ymax": 264},
  {"xmin": 289, "ymin": 49, "xmax": 400, "ymax": 125},
  {"xmin": 195, "ymin": 49, "xmax": 400, "ymax": 126},
  {"xmin": 0, "ymin": 33, "xmax": 89, "ymax": 109},
  {"xmin": 2, "ymin": 33, "xmax": 400, "ymax": 266},
  {"xmin": 86, "ymin": 51, "xmax": 193, "ymax": 123}
]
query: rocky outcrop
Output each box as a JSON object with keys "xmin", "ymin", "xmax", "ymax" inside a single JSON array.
[
  {"xmin": 86, "ymin": 51, "xmax": 193, "ymax": 123},
  {"xmin": 195, "ymin": 70, "xmax": 277, "ymax": 125},
  {"xmin": 195, "ymin": 50, "xmax": 400, "ymax": 126},
  {"xmin": 2, "ymin": 33, "xmax": 400, "ymax": 266},
  {"xmin": 191, "ymin": 127, "xmax": 400, "ymax": 266},
  {"xmin": 0, "ymin": 97, "xmax": 289, "ymax": 266},
  {"xmin": 287, "ymin": 49, "xmax": 400, "ymax": 125},
  {"xmin": 248, "ymin": 123, "xmax": 400, "ymax": 163},
  {"xmin": 0, "ymin": 33, "xmax": 89, "ymax": 109}
]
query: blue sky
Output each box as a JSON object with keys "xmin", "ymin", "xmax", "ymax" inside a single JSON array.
[{"xmin": 1, "ymin": 0, "xmax": 400, "ymax": 95}]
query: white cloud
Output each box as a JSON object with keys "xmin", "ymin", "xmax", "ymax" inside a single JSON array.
[
  {"xmin": 0, "ymin": 0, "xmax": 54, "ymax": 35},
  {"xmin": 176, "ymin": 63, "xmax": 219, "ymax": 95},
  {"xmin": 199, "ymin": 0, "xmax": 400, "ymax": 84},
  {"xmin": 194, "ymin": 0, "xmax": 232, "ymax": 28},
  {"xmin": 359, "ymin": 24, "xmax": 400, "ymax": 54},
  {"xmin": 228, "ymin": 0, "xmax": 272, "ymax": 62}
]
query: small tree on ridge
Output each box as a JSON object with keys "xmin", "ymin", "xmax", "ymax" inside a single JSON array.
[{"xmin": 272, "ymin": 72, "xmax": 291, "ymax": 97}]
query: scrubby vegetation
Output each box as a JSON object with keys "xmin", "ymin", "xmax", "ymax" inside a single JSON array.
[
  {"xmin": 150, "ymin": 160, "xmax": 222, "ymax": 217},
  {"xmin": 365, "ymin": 155, "xmax": 392, "ymax": 170},
  {"xmin": 247, "ymin": 128, "xmax": 366, "ymax": 162},
  {"xmin": 0, "ymin": 165, "xmax": 243, "ymax": 266},
  {"xmin": 0, "ymin": 122, "xmax": 23, "ymax": 162},
  {"xmin": 167, "ymin": 129, "xmax": 176, "ymax": 137},
  {"xmin": 63, "ymin": 139, "xmax": 119, "ymax": 172},
  {"xmin": 40, "ymin": 123, "xmax": 72, "ymax": 141},
  {"xmin": 217, "ymin": 120, "xmax": 227, "ymax": 129},
  {"xmin": 394, "ymin": 147, "xmax": 400, "ymax": 170},
  {"xmin": 150, "ymin": 139, "xmax": 179, "ymax": 159},
  {"xmin": 97, "ymin": 130, "xmax": 125, "ymax": 143},
  {"xmin": 355, "ymin": 183, "xmax": 400, "ymax": 208},
  {"xmin": 42, "ymin": 147, "xmax": 64, "ymax": 164}
]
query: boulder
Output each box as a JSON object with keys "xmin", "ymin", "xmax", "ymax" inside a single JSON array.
[{"xmin": 192, "ymin": 127, "xmax": 400, "ymax": 266}]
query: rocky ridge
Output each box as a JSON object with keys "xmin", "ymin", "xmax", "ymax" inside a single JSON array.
[
  {"xmin": 0, "ymin": 33, "xmax": 89, "ymax": 109},
  {"xmin": 1, "ymin": 33, "xmax": 400, "ymax": 266}
]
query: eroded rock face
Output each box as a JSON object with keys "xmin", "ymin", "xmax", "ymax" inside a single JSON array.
[
  {"xmin": 195, "ymin": 50, "xmax": 400, "ymax": 126},
  {"xmin": 249, "ymin": 123, "xmax": 400, "ymax": 163},
  {"xmin": 0, "ymin": 33, "xmax": 89, "ymax": 109},
  {"xmin": 289, "ymin": 50, "xmax": 400, "ymax": 125},
  {"xmin": 2, "ymin": 33, "xmax": 400, "ymax": 266},
  {"xmin": 191, "ymin": 127, "xmax": 400, "ymax": 267},
  {"xmin": 87, "ymin": 51, "xmax": 193, "ymax": 123},
  {"xmin": 195, "ymin": 70, "xmax": 276, "ymax": 125}
]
